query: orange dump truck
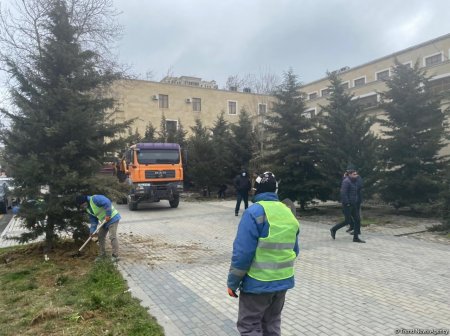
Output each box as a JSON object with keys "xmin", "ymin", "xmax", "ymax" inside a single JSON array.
[{"xmin": 118, "ymin": 143, "xmax": 184, "ymax": 210}]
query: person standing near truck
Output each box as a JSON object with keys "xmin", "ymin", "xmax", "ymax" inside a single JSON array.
[
  {"xmin": 76, "ymin": 195, "xmax": 121, "ymax": 261},
  {"xmin": 234, "ymin": 169, "xmax": 251, "ymax": 216}
]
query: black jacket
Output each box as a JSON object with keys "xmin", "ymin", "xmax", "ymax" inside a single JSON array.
[{"xmin": 234, "ymin": 174, "xmax": 251, "ymax": 193}]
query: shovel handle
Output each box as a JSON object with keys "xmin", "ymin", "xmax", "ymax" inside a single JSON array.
[{"xmin": 78, "ymin": 220, "xmax": 107, "ymax": 252}]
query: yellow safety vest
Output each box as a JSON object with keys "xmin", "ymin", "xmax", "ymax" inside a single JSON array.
[
  {"xmin": 86, "ymin": 196, "xmax": 118, "ymax": 222},
  {"xmin": 247, "ymin": 201, "xmax": 299, "ymax": 281}
]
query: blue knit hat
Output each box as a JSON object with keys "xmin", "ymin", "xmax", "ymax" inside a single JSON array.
[{"xmin": 75, "ymin": 195, "xmax": 88, "ymax": 205}]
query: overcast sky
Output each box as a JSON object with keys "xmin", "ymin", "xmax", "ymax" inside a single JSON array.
[
  {"xmin": 113, "ymin": 0, "xmax": 450, "ymax": 87},
  {"xmin": 1, "ymin": 0, "xmax": 450, "ymax": 103}
]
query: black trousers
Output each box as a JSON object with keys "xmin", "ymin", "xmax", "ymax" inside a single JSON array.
[
  {"xmin": 331, "ymin": 204, "xmax": 361, "ymax": 238},
  {"xmin": 235, "ymin": 191, "xmax": 249, "ymax": 213}
]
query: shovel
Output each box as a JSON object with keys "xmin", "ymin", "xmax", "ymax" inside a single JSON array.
[{"xmin": 72, "ymin": 220, "xmax": 106, "ymax": 257}]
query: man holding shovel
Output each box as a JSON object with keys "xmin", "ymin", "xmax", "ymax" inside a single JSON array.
[{"xmin": 76, "ymin": 195, "xmax": 121, "ymax": 262}]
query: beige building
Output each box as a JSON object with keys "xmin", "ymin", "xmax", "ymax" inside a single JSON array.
[
  {"xmin": 302, "ymin": 33, "xmax": 450, "ymax": 119},
  {"xmin": 111, "ymin": 34, "xmax": 449, "ymax": 156},
  {"xmin": 301, "ymin": 33, "xmax": 450, "ymax": 156},
  {"xmin": 111, "ymin": 79, "xmax": 276, "ymax": 137}
]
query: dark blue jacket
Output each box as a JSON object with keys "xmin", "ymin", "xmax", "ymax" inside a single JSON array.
[
  {"xmin": 340, "ymin": 176, "xmax": 360, "ymax": 205},
  {"xmin": 227, "ymin": 192, "xmax": 300, "ymax": 294}
]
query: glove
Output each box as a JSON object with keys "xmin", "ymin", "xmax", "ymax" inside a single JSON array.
[
  {"xmin": 90, "ymin": 233, "xmax": 98, "ymax": 242},
  {"xmin": 227, "ymin": 288, "xmax": 238, "ymax": 298},
  {"xmin": 104, "ymin": 216, "xmax": 111, "ymax": 223}
]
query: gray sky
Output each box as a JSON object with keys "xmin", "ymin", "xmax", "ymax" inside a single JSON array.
[{"xmin": 114, "ymin": 0, "xmax": 450, "ymax": 87}]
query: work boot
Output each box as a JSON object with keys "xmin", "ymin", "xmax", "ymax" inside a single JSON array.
[
  {"xmin": 330, "ymin": 229, "xmax": 336, "ymax": 240},
  {"xmin": 353, "ymin": 238, "xmax": 366, "ymax": 243},
  {"xmin": 111, "ymin": 254, "xmax": 120, "ymax": 263},
  {"xmin": 235, "ymin": 211, "xmax": 238, "ymax": 216}
]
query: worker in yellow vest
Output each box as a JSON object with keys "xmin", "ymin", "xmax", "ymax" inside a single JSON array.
[
  {"xmin": 76, "ymin": 195, "xmax": 121, "ymax": 262},
  {"xmin": 227, "ymin": 172, "xmax": 300, "ymax": 336}
]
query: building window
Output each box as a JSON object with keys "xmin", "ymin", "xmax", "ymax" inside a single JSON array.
[
  {"xmin": 228, "ymin": 101, "xmax": 237, "ymax": 115},
  {"xmin": 321, "ymin": 88, "xmax": 331, "ymax": 97},
  {"xmin": 429, "ymin": 76, "xmax": 450, "ymax": 94},
  {"xmin": 341, "ymin": 82, "xmax": 349, "ymax": 89},
  {"xmin": 258, "ymin": 103, "xmax": 267, "ymax": 115},
  {"xmin": 403, "ymin": 61, "xmax": 413, "ymax": 68},
  {"xmin": 376, "ymin": 69, "xmax": 390, "ymax": 81},
  {"xmin": 355, "ymin": 94, "xmax": 378, "ymax": 109},
  {"xmin": 166, "ymin": 119, "xmax": 178, "ymax": 133},
  {"xmin": 192, "ymin": 98, "xmax": 201, "ymax": 112},
  {"xmin": 302, "ymin": 108, "xmax": 316, "ymax": 118},
  {"xmin": 354, "ymin": 77, "xmax": 366, "ymax": 87},
  {"xmin": 424, "ymin": 53, "xmax": 443, "ymax": 67},
  {"xmin": 159, "ymin": 94, "xmax": 169, "ymax": 108},
  {"xmin": 308, "ymin": 92, "xmax": 318, "ymax": 100}
]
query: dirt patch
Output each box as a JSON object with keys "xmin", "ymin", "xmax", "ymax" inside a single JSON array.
[{"xmin": 119, "ymin": 233, "xmax": 212, "ymax": 266}]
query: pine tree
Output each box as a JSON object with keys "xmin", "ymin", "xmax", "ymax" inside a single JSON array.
[
  {"xmin": 317, "ymin": 71, "xmax": 379, "ymax": 199},
  {"xmin": 0, "ymin": 1, "xmax": 130, "ymax": 248},
  {"xmin": 125, "ymin": 127, "xmax": 142, "ymax": 146},
  {"xmin": 158, "ymin": 114, "xmax": 168, "ymax": 142},
  {"xmin": 210, "ymin": 112, "xmax": 232, "ymax": 185},
  {"xmin": 265, "ymin": 69, "xmax": 325, "ymax": 209},
  {"xmin": 174, "ymin": 119, "xmax": 187, "ymax": 148},
  {"xmin": 378, "ymin": 61, "xmax": 449, "ymax": 209},
  {"xmin": 186, "ymin": 119, "xmax": 216, "ymax": 193},
  {"xmin": 229, "ymin": 108, "xmax": 256, "ymax": 178},
  {"xmin": 143, "ymin": 121, "xmax": 157, "ymax": 142}
]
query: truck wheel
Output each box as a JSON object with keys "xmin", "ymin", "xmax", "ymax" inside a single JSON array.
[
  {"xmin": 128, "ymin": 201, "xmax": 138, "ymax": 211},
  {"xmin": 169, "ymin": 197, "xmax": 179, "ymax": 208}
]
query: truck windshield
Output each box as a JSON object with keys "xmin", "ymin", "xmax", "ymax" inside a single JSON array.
[{"xmin": 136, "ymin": 149, "xmax": 180, "ymax": 164}]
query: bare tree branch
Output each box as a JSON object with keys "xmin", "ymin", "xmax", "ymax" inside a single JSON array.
[
  {"xmin": 225, "ymin": 68, "xmax": 280, "ymax": 94},
  {"xmin": 0, "ymin": 0, "xmax": 123, "ymax": 78}
]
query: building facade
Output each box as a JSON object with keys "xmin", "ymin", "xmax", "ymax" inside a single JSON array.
[
  {"xmin": 111, "ymin": 34, "xmax": 449, "ymax": 156},
  {"xmin": 301, "ymin": 33, "xmax": 450, "ymax": 155},
  {"xmin": 111, "ymin": 79, "xmax": 276, "ymax": 136},
  {"xmin": 302, "ymin": 34, "xmax": 450, "ymax": 119}
]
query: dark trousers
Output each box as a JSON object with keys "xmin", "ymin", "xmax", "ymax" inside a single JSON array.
[
  {"xmin": 237, "ymin": 291, "xmax": 287, "ymax": 336},
  {"xmin": 235, "ymin": 191, "xmax": 249, "ymax": 213},
  {"xmin": 331, "ymin": 204, "xmax": 361, "ymax": 238}
]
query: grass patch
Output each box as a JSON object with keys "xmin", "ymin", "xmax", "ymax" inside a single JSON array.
[
  {"xmin": 361, "ymin": 217, "xmax": 381, "ymax": 226},
  {"xmin": 0, "ymin": 241, "xmax": 164, "ymax": 336}
]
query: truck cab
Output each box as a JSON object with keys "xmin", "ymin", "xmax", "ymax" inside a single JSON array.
[{"xmin": 120, "ymin": 143, "xmax": 183, "ymax": 210}]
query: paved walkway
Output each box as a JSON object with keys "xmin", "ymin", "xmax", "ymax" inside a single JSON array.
[{"xmin": 1, "ymin": 200, "xmax": 449, "ymax": 336}]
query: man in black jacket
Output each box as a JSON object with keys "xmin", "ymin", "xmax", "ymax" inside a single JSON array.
[
  {"xmin": 330, "ymin": 169, "xmax": 365, "ymax": 243},
  {"xmin": 234, "ymin": 170, "xmax": 251, "ymax": 216}
]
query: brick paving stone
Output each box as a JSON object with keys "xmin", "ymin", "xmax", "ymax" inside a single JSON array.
[
  {"xmin": 114, "ymin": 200, "xmax": 450, "ymax": 335},
  {"xmin": 2, "ymin": 200, "xmax": 450, "ymax": 335}
]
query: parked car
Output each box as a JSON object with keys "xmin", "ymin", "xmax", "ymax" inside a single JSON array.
[
  {"xmin": 0, "ymin": 183, "xmax": 13, "ymax": 214},
  {"xmin": 0, "ymin": 177, "xmax": 19, "ymax": 206}
]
